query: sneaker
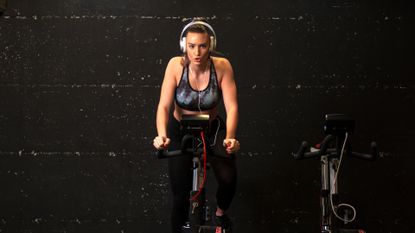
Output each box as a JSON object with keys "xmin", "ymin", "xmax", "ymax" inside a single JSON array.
[
  {"xmin": 181, "ymin": 221, "xmax": 193, "ymax": 233},
  {"xmin": 214, "ymin": 215, "xmax": 232, "ymax": 231}
]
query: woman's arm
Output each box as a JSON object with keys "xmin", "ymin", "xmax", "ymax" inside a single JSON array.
[
  {"xmin": 218, "ymin": 58, "xmax": 240, "ymax": 153},
  {"xmin": 153, "ymin": 57, "xmax": 179, "ymax": 149}
]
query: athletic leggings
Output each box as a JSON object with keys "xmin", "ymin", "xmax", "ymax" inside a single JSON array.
[{"xmin": 167, "ymin": 115, "xmax": 237, "ymax": 233}]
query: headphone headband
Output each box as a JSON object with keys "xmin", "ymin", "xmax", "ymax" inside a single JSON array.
[{"xmin": 179, "ymin": 20, "xmax": 217, "ymax": 53}]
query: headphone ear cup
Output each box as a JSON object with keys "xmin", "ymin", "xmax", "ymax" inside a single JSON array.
[
  {"xmin": 180, "ymin": 37, "xmax": 186, "ymax": 53},
  {"xmin": 210, "ymin": 36, "xmax": 216, "ymax": 52}
]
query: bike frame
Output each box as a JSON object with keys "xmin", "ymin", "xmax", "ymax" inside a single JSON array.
[
  {"xmin": 158, "ymin": 114, "xmax": 225, "ymax": 233},
  {"xmin": 320, "ymin": 154, "xmax": 339, "ymax": 233}
]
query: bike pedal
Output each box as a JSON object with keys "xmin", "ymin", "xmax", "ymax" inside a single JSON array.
[{"xmin": 204, "ymin": 205, "xmax": 211, "ymax": 221}]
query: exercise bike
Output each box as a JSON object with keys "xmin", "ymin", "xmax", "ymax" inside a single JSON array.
[
  {"xmin": 293, "ymin": 114, "xmax": 378, "ymax": 233},
  {"xmin": 157, "ymin": 114, "xmax": 231, "ymax": 233}
]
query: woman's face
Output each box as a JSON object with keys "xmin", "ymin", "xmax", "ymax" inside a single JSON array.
[{"xmin": 185, "ymin": 31, "xmax": 210, "ymax": 66}]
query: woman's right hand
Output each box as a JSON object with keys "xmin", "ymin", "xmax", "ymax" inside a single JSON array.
[{"xmin": 153, "ymin": 136, "xmax": 171, "ymax": 150}]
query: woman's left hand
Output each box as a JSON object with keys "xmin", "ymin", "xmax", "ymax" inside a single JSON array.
[{"xmin": 223, "ymin": 138, "xmax": 240, "ymax": 154}]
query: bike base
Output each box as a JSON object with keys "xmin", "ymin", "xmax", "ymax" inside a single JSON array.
[
  {"xmin": 182, "ymin": 225, "xmax": 231, "ymax": 233},
  {"xmin": 337, "ymin": 229, "xmax": 366, "ymax": 233}
]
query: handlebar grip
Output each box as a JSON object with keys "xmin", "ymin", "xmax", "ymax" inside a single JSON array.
[
  {"xmin": 348, "ymin": 141, "xmax": 378, "ymax": 161},
  {"xmin": 349, "ymin": 152, "xmax": 374, "ymax": 161},
  {"xmin": 293, "ymin": 141, "xmax": 309, "ymax": 160},
  {"xmin": 293, "ymin": 135, "xmax": 335, "ymax": 160},
  {"xmin": 156, "ymin": 149, "xmax": 183, "ymax": 159},
  {"xmin": 303, "ymin": 150, "xmax": 325, "ymax": 158},
  {"xmin": 292, "ymin": 142, "xmax": 326, "ymax": 159},
  {"xmin": 319, "ymin": 134, "xmax": 334, "ymax": 155},
  {"xmin": 156, "ymin": 150, "xmax": 166, "ymax": 159},
  {"xmin": 156, "ymin": 148, "xmax": 202, "ymax": 159}
]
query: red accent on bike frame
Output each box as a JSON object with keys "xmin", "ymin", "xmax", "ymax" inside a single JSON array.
[
  {"xmin": 215, "ymin": 226, "xmax": 222, "ymax": 233},
  {"xmin": 190, "ymin": 131, "xmax": 208, "ymax": 202}
]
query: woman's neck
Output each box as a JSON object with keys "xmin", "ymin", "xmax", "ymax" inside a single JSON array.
[{"xmin": 189, "ymin": 58, "xmax": 210, "ymax": 75}]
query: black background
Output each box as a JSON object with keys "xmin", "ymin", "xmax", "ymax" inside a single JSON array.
[{"xmin": 1, "ymin": 0, "xmax": 414, "ymax": 232}]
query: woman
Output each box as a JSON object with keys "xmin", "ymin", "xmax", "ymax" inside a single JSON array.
[{"xmin": 153, "ymin": 19, "xmax": 240, "ymax": 233}]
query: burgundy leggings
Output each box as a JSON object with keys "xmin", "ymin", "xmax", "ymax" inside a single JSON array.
[{"xmin": 167, "ymin": 115, "xmax": 237, "ymax": 233}]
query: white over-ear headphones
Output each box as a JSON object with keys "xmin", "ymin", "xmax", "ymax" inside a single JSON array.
[{"xmin": 179, "ymin": 20, "xmax": 217, "ymax": 53}]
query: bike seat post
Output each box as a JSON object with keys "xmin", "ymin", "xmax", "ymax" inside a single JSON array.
[
  {"xmin": 192, "ymin": 156, "xmax": 202, "ymax": 192},
  {"xmin": 329, "ymin": 158, "xmax": 339, "ymax": 195},
  {"xmin": 180, "ymin": 114, "xmax": 210, "ymax": 192},
  {"xmin": 321, "ymin": 156, "xmax": 330, "ymax": 194},
  {"xmin": 321, "ymin": 155, "xmax": 331, "ymax": 232}
]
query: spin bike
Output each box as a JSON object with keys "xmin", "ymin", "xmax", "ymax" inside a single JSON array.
[
  {"xmin": 293, "ymin": 114, "xmax": 378, "ymax": 233},
  {"xmin": 157, "ymin": 114, "xmax": 231, "ymax": 233}
]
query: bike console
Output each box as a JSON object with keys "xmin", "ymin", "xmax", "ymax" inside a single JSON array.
[
  {"xmin": 180, "ymin": 114, "xmax": 210, "ymax": 134},
  {"xmin": 323, "ymin": 114, "xmax": 355, "ymax": 136}
]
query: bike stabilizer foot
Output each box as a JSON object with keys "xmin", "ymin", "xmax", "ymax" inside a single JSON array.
[{"xmin": 338, "ymin": 229, "xmax": 365, "ymax": 233}]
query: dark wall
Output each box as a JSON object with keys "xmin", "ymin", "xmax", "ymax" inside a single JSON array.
[{"xmin": 1, "ymin": 0, "xmax": 414, "ymax": 232}]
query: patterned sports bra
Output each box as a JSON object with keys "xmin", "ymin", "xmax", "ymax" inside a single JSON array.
[{"xmin": 175, "ymin": 60, "xmax": 222, "ymax": 111}]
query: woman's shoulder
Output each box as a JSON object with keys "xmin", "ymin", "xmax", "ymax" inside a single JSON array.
[
  {"xmin": 166, "ymin": 56, "xmax": 185, "ymax": 73},
  {"xmin": 168, "ymin": 56, "xmax": 184, "ymax": 66},
  {"xmin": 211, "ymin": 56, "xmax": 232, "ymax": 70}
]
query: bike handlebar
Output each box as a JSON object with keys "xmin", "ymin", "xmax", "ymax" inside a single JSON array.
[
  {"xmin": 156, "ymin": 148, "xmax": 204, "ymax": 159},
  {"xmin": 348, "ymin": 141, "xmax": 378, "ymax": 161},
  {"xmin": 155, "ymin": 133, "xmax": 204, "ymax": 159},
  {"xmin": 292, "ymin": 134, "xmax": 334, "ymax": 160},
  {"xmin": 293, "ymin": 135, "xmax": 378, "ymax": 161},
  {"xmin": 155, "ymin": 136, "xmax": 234, "ymax": 160}
]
